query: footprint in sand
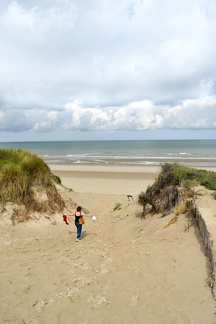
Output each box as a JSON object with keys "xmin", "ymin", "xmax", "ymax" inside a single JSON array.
[
  {"xmin": 130, "ymin": 294, "xmax": 140, "ymax": 306},
  {"xmin": 95, "ymin": 255, "xmax": 114, "ymax": 274},
  {"xmin": 32, "ymin": 299, "xmax": 48, "ymax": 310},
  {"xmin": 97, "ymin": 266, "xmax": 111, "ymax": 274},
  {"xmin": 71, "ymin": 275, "xmax": 94, "ymax": 291},
  {"xmin": 53, "ymin": 276, "xmax": 95, "ymax": 300},
  {"xmin": 23, "ymin": 284, "xmax": 35, "ymax": 294},
  {"xmin": 87, "ymin": 293, "xmax": 108, "ymax": 308},
  {"xmin": 73, "ymin": 261, "xmax": 91, "ymax": 270}
]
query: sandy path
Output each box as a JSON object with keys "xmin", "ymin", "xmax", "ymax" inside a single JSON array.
[{"xmin": 1, "ymin": 188, "xmax": 215, "ymax": 324}]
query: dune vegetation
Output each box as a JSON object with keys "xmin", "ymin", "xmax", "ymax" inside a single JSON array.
[
  {"xmin": 0, "ymin": 148, "xmax": 65, "ymax": 223},
  {"xmin": 138, "ymin": 163, "xmax": 216, "ymax": 217}
]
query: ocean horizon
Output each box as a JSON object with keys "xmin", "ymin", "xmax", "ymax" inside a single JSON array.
[{"xmin": 0, "ymin": 140, "xmax": 216, "ymax": 167}]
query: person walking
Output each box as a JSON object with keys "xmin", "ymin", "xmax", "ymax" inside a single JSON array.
[{"xmin": 67, "ymin": 206, "xmax": 93, "ymax": 241}]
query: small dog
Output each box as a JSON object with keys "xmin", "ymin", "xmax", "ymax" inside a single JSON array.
[{"xmin": 127, "ymin": 195, "xmax": 133, "ymax": 201}]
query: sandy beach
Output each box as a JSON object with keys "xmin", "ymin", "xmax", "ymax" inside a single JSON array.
[
  {"xmin": 1, "ymin": 164, "xmax": 216, "ymax": 323},
  {"xmin": 49, "ymin": 164, "xmax": 216, "ymax": 195},
  {"xmin": 50, "ymin": 164, "xmax": 161, "ymax": 195}
]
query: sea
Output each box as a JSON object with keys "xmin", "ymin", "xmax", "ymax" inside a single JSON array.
[{"xmin": 0, "ymin": 140, "xmax": 216, "ymax": 167}]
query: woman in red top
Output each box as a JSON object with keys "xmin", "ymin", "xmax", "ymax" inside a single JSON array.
[{"xmin": 67, "ymin": 206, "xmax": 93, "ymax": 241}]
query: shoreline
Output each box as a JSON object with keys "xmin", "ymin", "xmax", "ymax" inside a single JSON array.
[{"xmin": 45, "ymin": 158, "xmax": 216, "ymax": 168}]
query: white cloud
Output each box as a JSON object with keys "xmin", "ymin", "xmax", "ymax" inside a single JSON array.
[
  {"xmin": 0, "ymin": 0, "xmax": 216, "ymax": 139},
  {"xmin": 61, "ymin": 97, "xmax": 216, "ymax": 132},
  {"xmin": 1, "ymin": 1, "xmax": 76, "ymax": 39},
  {"xmin": 0, "ymin": 96, "xmax": 216, "ymax": 138}
]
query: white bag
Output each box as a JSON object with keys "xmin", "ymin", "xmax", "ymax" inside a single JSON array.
[{"xmin": 92, "ymin": 215, "xmax": 96, "ymax": 221}]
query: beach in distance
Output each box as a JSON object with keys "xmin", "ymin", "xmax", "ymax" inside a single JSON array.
[
  {"xmin": 50, "ymin": 164, "xmax": 160, "ymax": 194},
  {"xmin": 49, "ymin": 163, "xmax": 216, "ymax": 195},
  {"xmin": 1, "ymin": 144, "xmax": 216, "ymax": 323}
]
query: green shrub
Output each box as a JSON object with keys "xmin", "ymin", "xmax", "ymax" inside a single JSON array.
[
  {"xmin": 160, "ymin": 212, "xmax": 167, "ymax": 218},
  {"xmin": 182, "ymin": 179, "xmax": 198, "ymax": 190},
  {"xmin": 138, "ymin": 163, "xmax": 216, "ymax": 217},
  {"xmin": 114, "ymin": 202, "xmax": 122, "ymax": 211},
  {"xmin": 53, "ymin": 174, "xmax": 62, "ymax": 185},
  {"xmin": 161, "ymin": 163, "xmax": 216, "ymax": 191},
  {"xmin": 138, "ymin": 190, "xmax": 150, "ymax": 206}
]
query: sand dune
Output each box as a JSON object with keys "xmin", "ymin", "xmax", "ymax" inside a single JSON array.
[{"xmin": 0, "ymin": 165, "xmax": 216, "ymax": 323}]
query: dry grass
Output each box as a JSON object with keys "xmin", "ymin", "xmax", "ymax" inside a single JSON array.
[{"xmin": 175, "ymin": 201, "xmax": 188, "ymax": 216}]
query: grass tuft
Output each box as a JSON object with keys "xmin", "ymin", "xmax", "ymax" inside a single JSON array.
[
  {"xmin": 175, "ymin": 201, "xmax": 188, "ymax": 215},
  {"xmin": 114, "ymin": 202, "xmax": 122, "ymax": 211},
  {"xmin": 0, "ymin": 148, "xmax": 65, "ymax": 222}
]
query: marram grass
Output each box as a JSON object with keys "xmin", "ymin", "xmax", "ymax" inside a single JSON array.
[
  {"xmin": 0, "ymin": 148, "xmax": 65, "ymax": 216},
  {"xmin": 138, "ymin": 163, "xmax": 216, "ymax": 218}
]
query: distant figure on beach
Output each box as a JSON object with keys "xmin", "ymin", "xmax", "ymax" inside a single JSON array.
[
  {"xmin": 127, "ymin": 195, "xmax": 133, "ymax": 201},
  {"xmin": 66, "ymin": 206, "xmax": 93, "ymax": 242}
]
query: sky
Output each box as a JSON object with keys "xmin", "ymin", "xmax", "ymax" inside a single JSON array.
[{"xmin": 0, "ymin": 0, "xmax": 216, "ymax": 142}]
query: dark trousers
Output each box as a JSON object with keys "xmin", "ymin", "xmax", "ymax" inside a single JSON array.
[{"xmin": 75, "ymin": 221, "xmax": 82, "ymax": 239}]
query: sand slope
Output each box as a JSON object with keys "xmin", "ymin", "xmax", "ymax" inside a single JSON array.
[{"xmin": 0, "ymin": 187, "xmax": 215, "ymax": 324}]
